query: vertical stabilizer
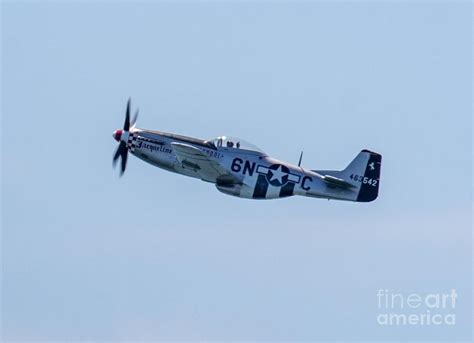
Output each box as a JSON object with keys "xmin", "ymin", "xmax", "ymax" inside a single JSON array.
[{"xmin": 343, "ymin": 150, "xmax": 382, "ymax": 202}]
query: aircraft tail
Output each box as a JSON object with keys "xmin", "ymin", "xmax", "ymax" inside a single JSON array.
[{"xmin": 313, "ymin": 150, "xmax": 382, "ymax": 202}]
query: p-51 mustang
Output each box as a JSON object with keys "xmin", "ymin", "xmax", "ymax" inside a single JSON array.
[{"xmin": 113, "ymin": 99, "xmax": 381, "ymax": 202}]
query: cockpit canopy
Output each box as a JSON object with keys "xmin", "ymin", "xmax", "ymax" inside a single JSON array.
[{"xmin": 206, "ymin": 136, "xmax": 265, "ymax": 154}]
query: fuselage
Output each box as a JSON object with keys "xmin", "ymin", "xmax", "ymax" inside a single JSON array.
[{"xmin": 119, "ymin": 128, "xmax": 361, "ymax": 200}]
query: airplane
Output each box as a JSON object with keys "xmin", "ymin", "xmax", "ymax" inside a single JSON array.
[{"xmin": 112, "ymin": 99, "xmax": 382, "ymax": 202}]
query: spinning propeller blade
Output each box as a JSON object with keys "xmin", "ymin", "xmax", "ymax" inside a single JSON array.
[
  {"xmin": 131, "ymin": 109, "xmax": 139, "ymax": 128},
  {"xmin": 112, "ymin": 98, "xmax": 135, "ymax": 176},
  {"xmin": 123, "ymin": 98, "xmax": 131, "ymax": 131}
]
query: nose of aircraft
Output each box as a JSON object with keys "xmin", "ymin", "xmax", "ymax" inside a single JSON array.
[{"xmin": 113, "ymin": 129, "xmax": 123, "ymax": 142}]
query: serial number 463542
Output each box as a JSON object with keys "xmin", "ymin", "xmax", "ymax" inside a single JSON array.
[{"xmin": 350, "ymin": 174, "xmax": 378, "ymax": 187}]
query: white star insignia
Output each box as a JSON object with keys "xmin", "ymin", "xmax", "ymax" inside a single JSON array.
[{"xmin": 269, "ymin": 165, "xmax": 286, "ymax": 184}]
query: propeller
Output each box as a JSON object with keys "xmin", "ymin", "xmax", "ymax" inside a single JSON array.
[
  {"xmin": 112, "ymin": 98, "xmax": 138, "ymax": 176},
  {"xmin": 131, "ymin": 108, "xmax": 139, "ymax": 129}
]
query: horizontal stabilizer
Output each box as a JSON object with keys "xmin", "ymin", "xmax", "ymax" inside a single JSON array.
[{"xmin": 322, "ymin": 175, "xmax": 356, "ymax": 189}]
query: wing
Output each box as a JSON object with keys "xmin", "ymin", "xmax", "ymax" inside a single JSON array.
[{"xmin": 171, "ymin": 142, "xmax": 240, "ymax": 184}]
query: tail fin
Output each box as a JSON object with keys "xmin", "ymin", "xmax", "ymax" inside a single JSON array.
[
  {"xmin": 343, "ymin": 150, "xmax": 382, "ymax": 202},
  {"xmin": 313, "ymin": 150, "xmax": 382, "ymax": 202}
]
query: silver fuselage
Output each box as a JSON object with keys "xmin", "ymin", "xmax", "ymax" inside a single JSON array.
[{"xmin": 122, "ymin": 128, "xmax": 362, "ymax": 201}]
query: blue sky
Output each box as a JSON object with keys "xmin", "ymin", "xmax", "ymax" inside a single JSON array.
[{"xmin": 2, "ymin": 1, "xmax": 472, "ymax": 341}]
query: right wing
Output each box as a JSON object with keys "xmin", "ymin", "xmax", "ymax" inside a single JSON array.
[{"xmin": 171, "ymin": 142, "xmax": 240, "ymax": 184}]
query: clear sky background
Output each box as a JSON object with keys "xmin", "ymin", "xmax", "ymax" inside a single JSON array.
[{"xmin": 1, "ymin": 1, "xmax": 472, "ymax": 341}]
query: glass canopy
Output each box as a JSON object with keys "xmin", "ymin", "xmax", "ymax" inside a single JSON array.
[{"xmin": 206, "ymin": 136, "xmax": 265, "ymax": 153}]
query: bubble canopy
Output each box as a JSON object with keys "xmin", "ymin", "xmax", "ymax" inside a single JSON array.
[{"xmin": 206, "ymin": 136, "xmax": 265, "ymax": 154}]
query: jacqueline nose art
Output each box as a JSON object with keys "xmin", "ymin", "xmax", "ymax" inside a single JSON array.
[{"xmin": 112, "ymin": 129, "xmax": 123, "ymax": 142}]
